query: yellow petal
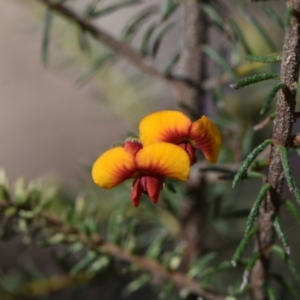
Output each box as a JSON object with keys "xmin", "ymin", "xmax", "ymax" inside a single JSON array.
[
  {"xmin": 190, "ymin": 116, "xmax": 221, "ymax": 163},
  {"xmin": 92, "ymin": 147, "xmax": 138, "ymax": 189},
  {"xmin": 139, "ymin": 110, "xmax": 192, "ymax": 146},
  {"xmin": 136, "ymin": 143, "xmax": 190, "ymax": 181}
]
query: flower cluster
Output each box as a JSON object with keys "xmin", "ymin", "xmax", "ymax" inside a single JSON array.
[{"xmin": 92, "ymin": 110, "xmax": 221, "ymax": 207}]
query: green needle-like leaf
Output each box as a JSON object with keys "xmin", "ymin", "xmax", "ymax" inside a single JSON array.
[
  {"xmin": 232, "ymin": 139, "xmax": 272, "ymax": 187},
  {"xmin": 273, "ymin": 245, "xmax": 300, "ymax": 283},
  {"xmin": 272, "ymin": 273, "xmax": 300, "ymax": 300},
  {"xmin": 246, "ymin": 253, "xmax": 261, "ymax": 272},
  {"xmin": 279, "ymin": 145, "xmax": 300, "ymax": 204},
  {"xmin": 123, "ymin": 274, "xmax": 151, "ymax": 296},
  {"xmin": 122, "ymin": 6, "xmax": 158, "ymax": 42},
  {"xmin": 273, "ymin": 215, "xmax": 290, "ymax": 255},
  {"xmin": 41, "ymin": 8, "xmax": 52, "ymax": 65},
  {"xmin": 151, "ymin": 22, "xmax": 173, "ymax": 58},
  {"xmin": 164, "ymin": 47, "xmax": 180, "ymax": 75},
  {"xmin": 232, "ymin": 230, "xmax": 257, "ymax": 267},
  {"xmin": 246, "ymin": 14, "xmax": 276, "ymax": 51},
  {"xmin": 266, "ymin": 286, "xmax": 276, "ymax": 300},
  {"xmin": 230, "ymin": 73, "xmax": 279, "ymax": 90},
  {"xmin": 161, "ymin": 0, "xmax": 180, "ymax": 21},
  {"xmin": 245, "ymin": 183, "xmax": 270, "ymax": 235},
  {"xmin": 200, "ymin": 3, "xmax": 224, "ymax": 30},
  {"xmin": 245, "ymin": 54, "xmax": 282, "ymax": 63},
  {"xmin": 240, "ymin": 253, "xmax": 260, "ymax": 291},
  {"xmin": 283, "ymin": 199, "xmax": 300, "ymax": 223},
  {"xmin": 202, "ymin": 45, "xmax": 237, "ymax": 81},
  {"xmin": 139, "ymin": 22, "xmax": 158, "ymax": 56},
  {"xmin": 261, "ymin": 4, "xmax": 284, "ymax": 30},
  {"xmin": 76, "ymin": 53, "xmax": 114, "ymax": 85},
  {"xmin": 90, "ymin": 0, "xmax": 142, "ymax": 18},
  {"xmin": 260, "ymin": 83, "xmax": 285, "ymax": 115},
  {"xmin": 229, "ymin": 18, "xmax": 252, "ymax": 55},
  {"xmin": 188, "ymin": 252, "xmax": 216, "ymax": 278},
  {"xmin": 285, "ymin": 7, "xmax": 294, "ymax": 27}
]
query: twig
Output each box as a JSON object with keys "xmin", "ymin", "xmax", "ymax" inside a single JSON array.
[
  {"xmin": 253, "ymin": 115, "xmax": 274, "ymax": 131},
  {"xmin": 42, "ymin": 213, "xmax": 225, "ymax": 300},
  {"xmin": 33, "ymin": 0, "xmax": 198, "ymax": 90},
  {"xmin": 250, "ymin": 2, "xmax": 300, "ymax": 299}
]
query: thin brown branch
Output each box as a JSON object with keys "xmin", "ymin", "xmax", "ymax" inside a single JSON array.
[
  {"xmin": 34, "ymin": 0, "xmax": 198, "ymax": 88},
  {"xmin": 250, "ymin": 2, "xmax": 300, "ymax": 299},
  {"xmin": 42, "ymin": 213, "xmax": 225, "ymax": 300},
  {"xmin": 35, "ymin": 0, "xmax": 163, "ymax": 77},
  {"xmin": 0, "ymin": 198, "xmax": 225, "ymax": 300}
]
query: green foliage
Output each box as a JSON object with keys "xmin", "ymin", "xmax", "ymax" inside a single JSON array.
[
  {"xmin": 245, "ymin": 54, "xmax": 282, "ymax": 63},
  {"xmin": 3, "ymin": 0, "xmax": 300, "ymax": 299},
  {"xmin": 41, "ymin": 8, "xmax": 52, "ymax": 65},
  {"xmin": 230, "ymin": 73, "xmax": 279, "ymax": 89},
  {"xmin": 232, "ymin": 139, "xmax": 272, "ymax": 187},
  {"xmin": 232, "ymin": 230, "xmax": 257, "ymax": 266},
  {"xmin": 260, "ymin": 82, "xmax": 285, "ymax": 115},
  {"xmin": 88, "ymin": 0, "xmax": 142, "ymax": 18},
  {"xmin": 245, "ymin": 183, "xmax": 270, "ymax": 235},
  {"xmin": 279, "ymin": 145, "xmax": 300, "ymax": 204}
]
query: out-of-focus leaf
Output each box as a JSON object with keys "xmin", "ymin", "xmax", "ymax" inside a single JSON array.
[
  {"xmin": 90, "ymin": 0, "xmax": 142, "ymax": 18},
  {"xmin": 163, "ymin": 47, "xmax": 180, "ymax": 75},
  {"xmin": 146, "ymin": 232, "xmax": 167, "ymax": 259},
  {"xmin": 70, "ymin": 251, "xmax": 97, "ymax": 275},
  {"xmin": 261, "ymin": 4, "xmax": 284, "ymax": 30},
  {"xmin": 151, "ymin": 22, "xmax": 173, "ymax": 57},
  {"xmin": 41, "ymin": 8, "xmax": 52, "ymax": 65},
  {"xmin": 266, "ymin": 286, "xmax": 276, "ymax": 300},
  {"xmin": 78, "ymin": 29, "xmax": 91, "ymax": 53},
  {"xmin": 273, "ymin": 245, "xmax": 300, "ymax": 283},
  {"xmin": 76, "ymin": 53, "xmax": 114, "ymax": 85},
  {"xmin": 279, "ymin": 145, "xmax": 300, "ymax": 204},
  {"xmin": 122, "ymin": 6, "xmax": 159, "ymax": 43},
  {"xmin": 88, "ymin": 256, "xmax": 110, "ymax": 274},
  {"xmin": 139, "ymin": 22, "xmax": 158, "ymax": 56},
  {"xmin": 202, "ymin": 45, "xmax": 237, "ymax": 80},
  {"xmin": 200, "ymin": 3, "xmax": 224, "ymax": 30},
  {"xmin": 245, "ymin": 14, "xmax": 276, "ymax": 51},
  {"xmin": 272, "ymin": 273, "xmax": 300, "ymax": 300},
  {"xmin": 123, "ymin": 274, "xmax": 151, "ymax": 296},
  {"xmin": 161, "ymin": 0, "xmax": 179, "ymax": 21},
  {"xmin": 188, "ymin": 253, "xmax": 216, "ymax": 278},
  {"xmin": 14, "ymin": 178, "xmax": 27, "ymax": 205},
  {"xmin": 229, "ymin": 18, "xmax": 252, "ymax": 55}
]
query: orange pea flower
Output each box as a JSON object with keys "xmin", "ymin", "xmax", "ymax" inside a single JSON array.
[
  {"xmin": 139, "ymin": 110, "xmax": 221, "ymax": 164},
  {"xmin": 91, "ymin": 138, "xmax": 190, "ymax": 207}
]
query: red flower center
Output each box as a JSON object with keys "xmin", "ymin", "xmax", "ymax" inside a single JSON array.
[
  {"xmin": 131, "ymin": 175, "xmax": 163, "ymax": 207},
  {"xmin": 177, "ymin": 142, "xmax": 196, "ymax": 165}
]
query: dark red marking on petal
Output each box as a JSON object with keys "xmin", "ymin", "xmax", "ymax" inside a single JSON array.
[
  {"xmin": 131, "ymin": 175, "xmax": 163, "ymax": 206},
  {"xmin": 131, "ymin": 178, "xmax": 142, "ymax": 207},
  {"xmin": 178, "ymin": 142, "xmax": 196, "ymax": 165}
]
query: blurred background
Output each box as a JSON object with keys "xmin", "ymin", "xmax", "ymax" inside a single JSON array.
[
  {"xmin": 1, "ymin": 1, "xmax": 299, "ymax": 300},
  {"xmin": 0, "ymin": 0, "xmax": 173, "ymax": 182}
]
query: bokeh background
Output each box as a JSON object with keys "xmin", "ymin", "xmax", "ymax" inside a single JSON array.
[{"xmin": 1, "ymin": 1, "xmax": 299, "ymax": 299}]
